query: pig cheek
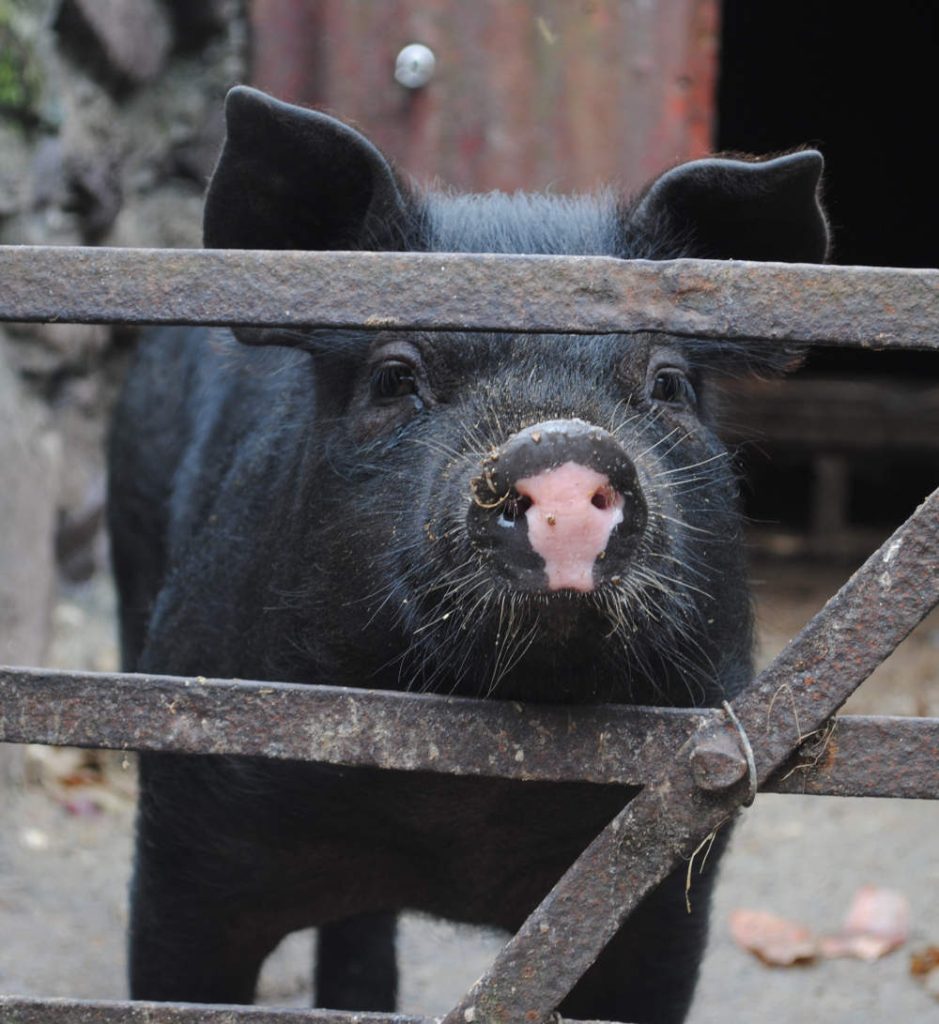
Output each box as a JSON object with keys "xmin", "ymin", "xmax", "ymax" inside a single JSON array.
[{"xmin": 350, "ymin": 394, "xmax": 425, "ymax": 444}]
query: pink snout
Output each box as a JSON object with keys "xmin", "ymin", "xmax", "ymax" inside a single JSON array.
[
  {"xmin": 466, "ymin": 418, "xmax": 646, "ymax": 594},
  {"xmin": 515, "ymin": 463, "xmax": 624, "ymax": 592}
]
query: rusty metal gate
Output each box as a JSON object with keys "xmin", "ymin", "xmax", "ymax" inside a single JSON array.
[{"xmin": 0, "ymin": 246, "xmax": 937, "ymax": 1024}]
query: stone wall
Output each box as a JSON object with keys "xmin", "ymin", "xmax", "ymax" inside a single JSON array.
[{"xmin": 0, "ymin": 0, "xmax": 247, "ymax": 779}]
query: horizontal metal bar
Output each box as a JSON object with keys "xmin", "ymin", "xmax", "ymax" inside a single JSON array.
[
  {"xmin": 0, "ymin": 666, "xmax": 704, "ymax": 784},
  {"xmin": 1, "ymin": 246, "xmax": 937, "ymax": 348},
  {"xmin": 769, "ymin": 714, "xmax": 939, "ymax": 799},
  {"xmin": 443, "ymin": 488, "xmax": 939, "ymax": 1024},
  {"xmin": 0, "ymin": 997, "xmax": 608, "ymax": 1024},
  {"xmin": 2, "ymin": 666, "xmax": 938, "ymax": 799},
  {"xmin": 0, "ymin": 999, "xmax": 383, "ymax": 1024}
]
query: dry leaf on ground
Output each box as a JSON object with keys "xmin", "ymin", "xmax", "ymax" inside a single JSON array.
[
  {"xmin": 910, "ymin": 946, "xmax": 939, "ymax": 1001},
  {"xmin": 731, "ymin": 887, "xmax": 911, "ymax": 969},
  {"xmin": 820, "ymin": 886, "xmax": 910, "ymax": 962},
  {"xmin": 729, "ymin": 908, "xmax": 818, "ymax": 966}
]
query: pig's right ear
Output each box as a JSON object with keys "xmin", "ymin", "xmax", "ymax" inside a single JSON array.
[
  {"xmin": 204, "ymin": 86, "xmax": 410, "ymax": 252},
  {"xmin": 630, "ymin": 151, "xmax": 830, "ymax": 263}
]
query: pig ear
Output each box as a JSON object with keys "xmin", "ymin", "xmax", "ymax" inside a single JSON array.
[
  {"xmin": 204, "ymin": 86, "xmax": 411, "ymax": 252},
  {"xmin": 632, "ymin": 151, "xmax": 829, "ymax": 262}
]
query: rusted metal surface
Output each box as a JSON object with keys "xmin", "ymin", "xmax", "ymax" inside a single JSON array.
[
  {"xmin": 441, "ymin": 488, "xmax": 939, "ymax": 1024},
  {"xmin": 689, "ymin": 722, "xmax": 750, "ymax": 792},
  {"xmin": 3, "ymin": 665, "xmax": 939, "ymax": 799},
  {"xmin": 0, "ymin": 666, "xmax": 701, "ymax": 784},
  {"xmin": 0, "ymin": 998, "xmax": 400, "ymax": 1024},
  {"xmin": 769, "ymin": 715, "xmax": 939, "ymax": 800},
  {"xmin": 0, "ymin": 996, "xmax": 608, "ymax": 1024},
  {"xmin": 250, "ymin": 0, "xmax": 718, "ymax": 193},
  {"xmin": 249, "ymin": 0, "xmax": 327, "ymax": 106},
  {"xmin": 0, "ymin": 996, "xmax": 610, "ymax": 1024},
  {"xmin": 0, "ymin": 246, "xmax": 937, "ymax": 349}
]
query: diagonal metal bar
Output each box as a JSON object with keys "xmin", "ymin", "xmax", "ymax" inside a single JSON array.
[
  {"xmin": 0, "ymin": 246, "xmax": 937, "ymax": 348},
  {"xmin": 2, "ymin": 666, "xmax": 939, "ymax": 798},
  {"xmin": 0, "ymin": 996, "xmax": 613, "ymax": 1024},
  {"xmin": 441, "ymin": 488, "xmax": 939, "ymax": 1024}
]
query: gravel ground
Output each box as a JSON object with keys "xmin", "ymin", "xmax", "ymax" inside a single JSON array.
[{"xmin": 1, "ymin": 557, "xmax": 937, "ymax": 1021}]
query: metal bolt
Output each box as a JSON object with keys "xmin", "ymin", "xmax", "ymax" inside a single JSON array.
[
  {"xmin": 395, "ymin": 43, "xmax": 436, "ymax": 89},
  {"xmin": 690, "ymin": 730, "xmax": 749, "ymax": 792}
]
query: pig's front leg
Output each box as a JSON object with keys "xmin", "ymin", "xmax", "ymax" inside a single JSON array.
[
  {"xmin": 128, "ymin": 753, "xmax": 293, "ymax": 1004},
  {"xmin": 315, "ymin": 912, "xmax": 398, "ymax": 1010},
  {"xmin": 129, "ymin": 836, "xmax": 280, "ymax": 1003}
]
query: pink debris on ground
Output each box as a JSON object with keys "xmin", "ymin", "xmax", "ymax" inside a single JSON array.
[
  {"xmin": 820, "ymin": 886, "xmax": 911, "ymax": 962},
  {"xmin": 729, "ymin": 909, "xmax": 819, "ymax": 966},
  {"xmin": 730, "ymin": 886, "xmax": 911, "ymax": 969},
  {"xmin": 515, "ymin": 461, "xmax": 624, "ymax": 592}
]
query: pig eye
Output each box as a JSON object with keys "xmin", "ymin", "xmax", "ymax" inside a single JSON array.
[
  {"xmin": 371, "ymin": 361, "xmax": 418, "ymax": 402},
  {"xmin": 650, "ymin": 368, "xmax": 697, "ymax": 409}
]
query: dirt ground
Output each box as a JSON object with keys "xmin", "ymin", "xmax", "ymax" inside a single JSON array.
[{"xmin": 1, "ymin": 556, "xmax": 938, "ymax": 1021}]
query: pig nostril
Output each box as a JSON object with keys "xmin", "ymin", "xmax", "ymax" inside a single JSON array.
[
  {"xmin": 591, "ymin": 486, "xmax": 615, "ymax": 511},
  {"xmin": 500, "ymin": 492, "xmax": 533, "ymax": 524}
]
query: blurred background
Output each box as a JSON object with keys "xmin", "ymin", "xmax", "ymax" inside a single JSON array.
[{"xmin": 0, "ymin": 2, "xmax": 937, "ymax": 1021}]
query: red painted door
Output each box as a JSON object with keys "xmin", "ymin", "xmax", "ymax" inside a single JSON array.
[{"xmin": 250, "ymin": 0, "xmax": 719, "ymax": 193}]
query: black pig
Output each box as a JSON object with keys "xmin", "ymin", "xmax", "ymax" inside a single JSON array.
[{"xmin": 108, "ymin": 86, "xmax": 828, "ymax": 1023}]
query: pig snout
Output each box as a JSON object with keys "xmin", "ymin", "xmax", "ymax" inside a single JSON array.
[{"xmin": 467, "ymin": 419, "xmax": 647, "ymax": 592}]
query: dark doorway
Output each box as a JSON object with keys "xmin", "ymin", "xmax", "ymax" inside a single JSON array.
[
  {"xmin": 719, "ymin": 2, "xmax": 937, "ymax": 272},
  {"xmin": 718, "ymin": 2, "xmax": 939, "ymax": 552}
]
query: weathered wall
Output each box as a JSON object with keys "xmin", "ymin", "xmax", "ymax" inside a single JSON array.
[
  {"xmin": 250, "ymin": 0, "xmax": 718, "ymax": 194},
  {"xmin": 0, "ymin": 0, "xmax": 246, "ymax": 781}
]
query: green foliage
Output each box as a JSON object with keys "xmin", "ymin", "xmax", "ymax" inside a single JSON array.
[{"xmin": 0, "ymin": 4, "xmax": 42, "ymax": 121}]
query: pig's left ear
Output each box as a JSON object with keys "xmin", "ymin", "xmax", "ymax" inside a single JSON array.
[
  {"xmin": 632, "ymin": 151, "xmax": 829, "ymax": 262},
  {"xmin": 204, "ymin": 86, "xmax": 411, "ymax": 251}
]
